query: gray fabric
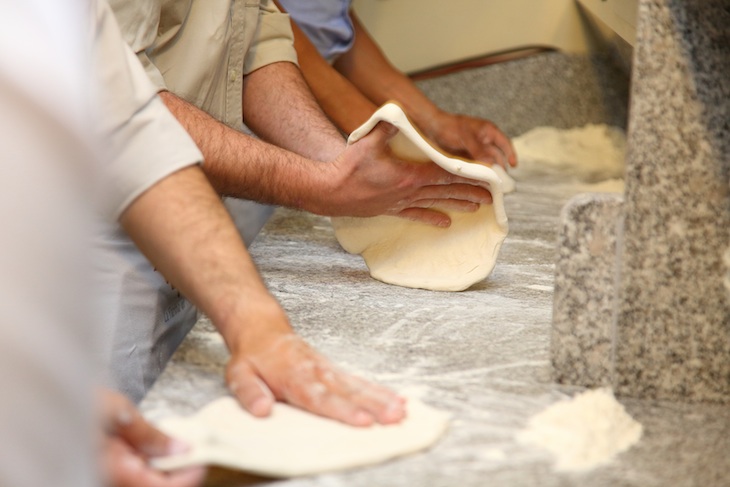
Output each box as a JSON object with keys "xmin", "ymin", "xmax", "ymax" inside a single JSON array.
[
  {"xmin": 95, "ymin": 225, "xmax": 198, "ymax": 402},
  {"xmin": 225, "ymin": 198, "xmax": 276, "ymax": 247},
  {"xmin": 97, "ymin": 200, "xmax": 273, "ymax": 403}
]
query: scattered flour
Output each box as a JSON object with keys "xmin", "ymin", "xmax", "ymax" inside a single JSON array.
[
  {"xmin": 517, "ymin": 388, "xmax": 642, "ymax": 472},
  {"xmin": 574, "ymin": 178, "xmax": 625, "ymax": 193},
  {"xmin": 481, "ymin": 448, "xmax": 507, "ymax": 462},
  {"xmin": 512, "ymin": 124, "xmax": 627, "ymax": 184},
  {"xmin": 175, "ymin": 331, "xmax": 229, "ymax": 365},
  {"xmin": 724, "ymin": 248, "xmax": 730, "ymax": 297},
  {"xmin": 399, "ymin": 384, "xmax": 431, "ymax": 400},
  {"xmin": 525, "ymin": 284, "xmax": 554, "ymax": 292}
]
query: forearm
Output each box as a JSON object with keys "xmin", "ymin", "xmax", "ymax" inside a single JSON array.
[
  {"xmin": 334, "ymin": 14, "xmax": 516, "ymax": 167},
  {"xmin": 242, "ymin": 61, "xmax": 346, "ymax": 161},
  {"xmin": 284, "ymin": 11, "xmax": 377, "ymax": 134},
  {"xmin": 333, "ymin": 13, "xmax": 443, "ymax": 134},
  {"xmin": 159, "ymin": 91, "xmax": 335, "ymax": 215},
  {"xmin": 119, "ymin": 165, "xmax": 291, "ymax": 349}
]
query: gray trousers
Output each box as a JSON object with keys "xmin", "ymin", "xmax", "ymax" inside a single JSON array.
[{"xmin": 99, "ymin": 199, "xmax": 274, "ymax": 402}]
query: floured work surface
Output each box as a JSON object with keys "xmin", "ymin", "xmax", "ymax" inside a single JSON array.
[
  {"xmin": 331, "ymin": 102, "xmax": 509, "ymax": 292},
  {"xmin": 141, "ymin": 115, "xmax": 730, "ymax": 486},
  {"xmin": 151, "ymin": 396, "xmax": 450, "ymax": 478},
  {"xmin": 517, "ymin": 388, "xmax": 643, "ymax": 472}
]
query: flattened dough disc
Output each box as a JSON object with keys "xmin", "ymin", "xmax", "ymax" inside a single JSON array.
[
  {"xmin": 332, "ymin": 103, "xmax": 509, "ymax": 292},
  {"xmin": 151, "ymin": 397, "xmax": 450, "ymax": 478}
]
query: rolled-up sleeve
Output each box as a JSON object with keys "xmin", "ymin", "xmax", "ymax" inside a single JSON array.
[
  {"xmin": 94, "ymin": 0, "xmax": 202, "ymax": 219},
  {"xmin": 243, "ymin": 0, "xmax": 299, "ymax": 75},
  {"xmin": 103, "ymin": 95, "xmax": 203, "ymax": 220}
]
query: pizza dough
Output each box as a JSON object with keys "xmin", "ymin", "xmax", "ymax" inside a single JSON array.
[
  {"xmin": 151, "ymin": 396, "xmax": 451, "ymax": 478},
  {"xmin": 331, "ymin": 103, "xmax": 509, "ymax": 292},
  {"xmin": 491, "ymin": 164, "xmax": 516, "ymax": 193}
]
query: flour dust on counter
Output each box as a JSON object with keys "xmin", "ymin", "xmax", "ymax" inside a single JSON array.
[
  {"xmin": 517, "ymin": 388, "xmax": 643, "ymax": 472},
  {"xmin": 511, "ymin": 124, "xmax": 627, "ymax": 186}
]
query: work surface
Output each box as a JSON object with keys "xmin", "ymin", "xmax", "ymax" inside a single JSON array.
[
  {"xmin": 142, "ymin": 54, "xmax": 728, "ymax": 486},
  {"xmin": 142, "ymin": 174, "xmax": 729, "ymax": 487}
]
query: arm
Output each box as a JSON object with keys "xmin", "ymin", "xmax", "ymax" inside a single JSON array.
[
  {"xmin": 99, "ymin": 0, "xmax": 403, "ymax": 430},
  {"xmin": 275, "ymin": 0, "xmax": 378, "ymax": 133},
  {"xmin": 159, "ymin": 89, "xmax": 335, "ymax": 210},
  {"xmin": 333, "ymin": 13, "xmax": 517, "ymax": 168},
  {"xmin": 119, "ymin": 164, "xmax": 406, "ymax": 426},
  {"xmin": 161, "ymin": 86, "xmax": 492, "ymax": 227},
  {"xmin": 243, "ymin": 61, "xmax": 346, "ymax": 162}
]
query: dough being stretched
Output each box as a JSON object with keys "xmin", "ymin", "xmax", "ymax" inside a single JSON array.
[
  {"xmin": 151, "ymin": 396, "xmax": 450, "ymax": 478},
  {"xmin": 332, "ymin": 103, "xmax": 509, "ymax": 292}
]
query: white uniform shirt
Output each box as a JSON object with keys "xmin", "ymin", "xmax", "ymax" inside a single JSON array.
[{"xmin": 0, "ymin": 0, "xmax": 203, "ymax": 485}]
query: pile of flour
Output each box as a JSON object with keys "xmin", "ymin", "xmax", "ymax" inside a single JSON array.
[
  {"xmin": 511, "ymin": 124, "xmax": 627, "ymax": 185},
  {"xmin": 517, "ymin": 388, "xmax": 642, "ymax": 472}
]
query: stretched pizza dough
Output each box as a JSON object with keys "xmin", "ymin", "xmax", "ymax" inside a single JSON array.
[
  {"xmin": 491, "ymin": 164, "xmax": 516, "ymax": 193},
  {"xmin": 151, "ymin": 396, "xmax": 450, "ymax": 478},
  {"xmin": 331, "ymin": 103, "xmax": 509, "ymax": 292}
]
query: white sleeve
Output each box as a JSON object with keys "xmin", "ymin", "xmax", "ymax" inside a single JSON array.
[{"xmin": 93, "ymin": 0, "xmax": 203, "ymax": 219}]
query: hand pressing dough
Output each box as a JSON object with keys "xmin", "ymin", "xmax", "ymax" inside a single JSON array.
[
  {"xmin": 332, "ymin": 103, "xmax": 509, "ymax": 292},
  {"xmin": 151, "ymin": 396, "xmax": 450, "ymax": 478}
]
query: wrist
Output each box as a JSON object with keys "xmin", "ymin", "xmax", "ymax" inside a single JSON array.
[
  {"xmin": 210, "ymin": 292, "xmax": 293, "ymax": 356},
  {"xmin": 417, "ymin": 108, "xmax": 452, "ymax": 141},
  {"xmin": 289, "ymin": 152, "xmax": 350, "ymax": 217},
  {"xmin": 310, "ymin": 136, "xmax": 347, "ymax": 163}
]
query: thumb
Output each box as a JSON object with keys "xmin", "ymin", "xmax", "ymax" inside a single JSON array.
[
  {"xmin": 226, "ymin": 359, "xmax": 276, "ymax": 417},
  {"xmin": 100, "ymin": 389, "xmax": 186, "ymax": 458},
  {"xmin": 353, "ymin": 120, "xmax": 398, "ymax": 149},
  {"xmin": 374, "ymin": 120, "xmax": 399, "ymax": 139},
  {"xmin": 459, "ymin": 131, "xmax": 498, "ymax": 167}
]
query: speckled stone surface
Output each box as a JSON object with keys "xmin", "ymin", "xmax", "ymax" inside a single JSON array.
[
  {"xmin": 139, "ymin": 46, "xmax": 730, "ymax": 486},
  {"xmin": 143, "ymin": 193, "xmax": 730, "ymax": 487},
  {"xmin": 552, "ymin": 0, "xmax": 730, "ymax": 403},
  {"xmin": 552, "ymin": 194, "xmax": 624, "ymax": 387},
  {"xmin": 615, "ymin": 0, "xmax": 730, "ymax": 402},
  {"xmin": 416, "ymin": 51, "xmax": 631, "ymax": 138}
]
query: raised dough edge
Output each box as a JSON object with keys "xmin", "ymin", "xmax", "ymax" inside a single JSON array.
[
  {"xmin": 348, "ymin": 102, "xmax": 508, "ymax": 230},
  {"xmin": 150, "ymin": 396, "xmax": 451, "ymax": 478}
]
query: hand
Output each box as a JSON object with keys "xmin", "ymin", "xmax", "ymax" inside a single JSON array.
[
  {"xmin": 99, "ymin": 389, "xmax": 207, "ymax": 487},
  {"xmin": 224, "ymin": 310, "xmax": 406, "ymax": 427},
  {"xmin": 427, "ymin": 112, "xmax": 517, "ymax": 170},
  {"xmin": 322, "ymin": 121, "xmax": 494, "ymax": 227}
]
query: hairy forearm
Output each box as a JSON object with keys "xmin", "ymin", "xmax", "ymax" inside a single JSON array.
[
  {"xmin": 285, "ymin": 13, "xmax": 377, "ymax": 134},
  {"xmin": 335, "ymin": 14, "xmax": 517, "ymax": 168},
  {"xmin": 119, "ymin": 165, "xmax": 292, "ymax": 348},
  {"xmin": 120, "ymin": 166, "xmax": 290, "ymax": 349},
  {"xmin": 242, "ymin": 61, "xmax": 346, "ymax": 161},
  {"xmin": 159, "ymin": 91, "xmax": 335, "ymax": 214},
  {"xmin": 334, "ymin": 13, "xmax": 442, "ymax": 132}
]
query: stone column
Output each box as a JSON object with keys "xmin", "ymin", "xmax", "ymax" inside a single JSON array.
[{"xmin": 552, "ymin": 0, "xmax": 730, "ymax": 402}]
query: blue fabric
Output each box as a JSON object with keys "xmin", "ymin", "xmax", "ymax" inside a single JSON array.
[{"xmin": 278, "ymin": 0, "xmax": 354, "ymax": 63}]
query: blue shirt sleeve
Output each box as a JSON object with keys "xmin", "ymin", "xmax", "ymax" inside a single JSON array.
[{"xmin": 277, "ymin": 0, "xmax": 354, "ymax": 63}]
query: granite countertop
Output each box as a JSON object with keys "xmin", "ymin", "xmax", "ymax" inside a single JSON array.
[
  {"xmin": 141, "ymin": 54, "xmax": 729, "ymax": 486},
  {"xmin": 142, "ymin": 176, "xmax": 729, "ymax": 487}
]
